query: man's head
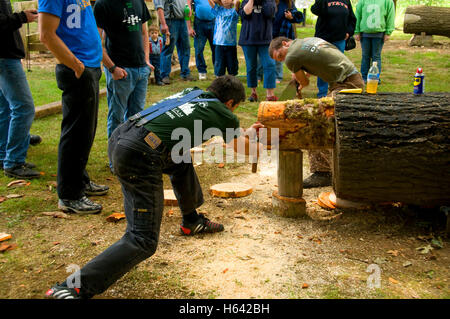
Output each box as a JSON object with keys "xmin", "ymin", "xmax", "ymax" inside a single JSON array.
[
  {"xmin": 148, "ymin": 24, "xmax": 160, "ymax": 41},
  {"xmin": 269, "ymin": 36, "xmax": 292, "ymax": 62},
  {"xmin": 207, "ymin": 75, "xmax": 246, "ymax": 111}
]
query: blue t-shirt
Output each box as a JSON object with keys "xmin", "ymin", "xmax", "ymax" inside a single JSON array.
[
  {"xmin": 38, "ymin": 0, "xmax": 102, "ymax": 67},
  {"xmin": 212, "ymin": 5, "xmax": 238, "ymax": 46},
  {"xmin": 194, "ymin": 0, "xmax": 215, "ymax": 21}
]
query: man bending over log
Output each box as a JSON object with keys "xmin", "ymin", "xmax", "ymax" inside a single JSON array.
[
  {"xmin": 45, "ymin": 75, "xmax": 263, "ymax": 299},
  {"xmin": 269, "ymin": 36, "xmax": 364, "ymax": 188}
]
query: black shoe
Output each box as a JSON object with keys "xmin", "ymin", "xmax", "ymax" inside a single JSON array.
[
  {"xmin": 4, "ymin": 164, "xmax": 40, "ymax": 179},
  {"xmin": 161, "ymin": 77, "xmax": 171, "ymax": 85},
  {"xmin": 0, "ymin": 161, "xmax": 36, "ymax": 171},
  {"xmin": 180, "ymin": 213, "xmax": 224, "ymax": 236},
  {"xmin": 58, "ymin": 196, "xmax": 102, "ymax": 214},
  {"xmin": 84, "ymin": 181, "xmax": 109, "ymax": 196},
  {"xmin": 30, "ymin": 134, "xmax": 42, "ymax": 146},
  {"xmin": 182, "ymin": 74, "xmax": 194, "ymax": 81},
  {"xmin": 45, "ymin": 283, "xmax": 82, "ymax": 299},
  {"xmin": 156, "ymin": 81, "xmax": 164, "ymax": 86},
  {"xmin": 303, "ymin": 172, "xmax": 332, "ymax": 188}
]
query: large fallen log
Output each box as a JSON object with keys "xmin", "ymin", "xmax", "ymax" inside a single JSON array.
[
  {"xmin": 403, "ymin": 5, "xmax": 450, "ymax": 37},
  {"xmin": 333, "ymin": 93, "xmax": 450, "ymax": 206}
]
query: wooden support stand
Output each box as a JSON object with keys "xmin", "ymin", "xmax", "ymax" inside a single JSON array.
[{"xmin": 272, "ymin": 150, "xmax": 306, "ymax": 217}]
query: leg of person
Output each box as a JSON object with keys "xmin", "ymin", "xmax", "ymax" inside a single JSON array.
[
  {"xmin": 316, "ymin": 77, "xmax": 329, "ymax": 98},
  {"xmin": 360, "ymin": 36, "xmax": 372, "ymax": 81},
  {"xmin": 206, "ymin": 20, "xmax": 216, "ymax": 69},
  {"xmin": 193, "ymin": 18, "xmax": 208, "ymax": 79},
  {"xmin": 150, "ymin": 54, "xmax": 162, "ymax": 84},
  {"xmin": 176, "ymin": 20, "xmax": 192, "ymax": 80},
  {"xmin": 0, "ymin": 92, "xmax": 11, "ymax": 169},
  {"xmin": 328, "ymin": 72, "xmax": 365, "ymax": 97},
  {"xmin": 225, "ymin": 45, "xmax": 238, "ymax": 76},
  {"xmin": 371, "ymin": 37, "xmax": 384, "ymax": 81},
  {"xmin": 259, "ymin": 45, "xmax": 277, "ymax": 100},
  {"xmin": 55, "ymin": 65, "xmax": 102, "ymax": 212},
  {"xmin": 47, "ymin": 126, "xmax": 165, "ymax": 298},
  {"xmin": 0, "ymin": 59, "xmax": 38, "ymax": 178},
  {"xmin": 125, "ymin": 66, "xmax": 150, "ymax": 120},
  {"xmin": 106, "ymin": 67, "xmax": 135, "ymax": 139},
  {"xmin": 164, "ymin": 159, "xmax": 224, "ymax": 236},
  {"xmin": 214, "ymin": 45, "xmax": 226, "ymax": 77},
  {"xmin": 304, "ymin": 149, "xmax": 332, "ymax": 188},
  {"xmin": 241, "ymin": 45, "xmax": 258, "ymax": 102},
  {"xmin": 256, "ymin": 55, "xmax": 263, "ymax": 82},
  {"xmin": 275, "ymin": 60, "xmax": 283, "ymax": 83},
  {"xmin": 160, "ymin": 21, "xmax": 176, "ymax": 84}
]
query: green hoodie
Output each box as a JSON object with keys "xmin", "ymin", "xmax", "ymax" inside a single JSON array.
[{"xmin": 355, "ymin": 0, "xmax": 395, "ymax": 35}]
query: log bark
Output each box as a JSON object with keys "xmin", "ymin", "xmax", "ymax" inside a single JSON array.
[
  {"xmin": 403, "ymin": 5, "xmax": 450, "ymax": 37},
  {"xmin": 258, "ymin": 98, "xmax": 335, "ymax": 150},
  {"xmin": 333, "ymin": 93, "xmax": 450, "ymax": 206}
]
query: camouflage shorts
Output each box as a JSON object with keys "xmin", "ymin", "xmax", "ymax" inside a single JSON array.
[{"xmin": 308, "ymin": 149, "xmax": 332, "ymax": 173}]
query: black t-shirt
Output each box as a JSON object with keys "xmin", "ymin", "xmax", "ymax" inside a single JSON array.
[{"xmin": 94, "ymin": 0, "xmax": 150, "ymax": 67}]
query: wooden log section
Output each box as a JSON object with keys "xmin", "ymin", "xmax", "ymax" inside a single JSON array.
[
  {"xmin": 403, "ymin": 6, "xmax": 450, "ymax": 37},
  {"xmin": 257, "ymin": 98, "xmax": 335, "ymax": 151},
  {"xmin": 333, "ymin": 93, "xmax": 450, "ymax": 206}
]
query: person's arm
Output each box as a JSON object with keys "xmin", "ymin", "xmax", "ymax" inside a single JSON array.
[
  {"xmin": 243, "ymin": 0, "xmax": 254, "ymax": 15},
  {"xmin": 384, "ymin": 0, "xmax": 395, "ymax": 41},
  {"xmin": 354, "ymin": 0, "xmax": 362, "ymax": 41},
  {"xmin": 310, "ymin": 0, "xmax": 326, "ymax": 16},
  {"xmin": 347, "ymin": 0, "xmax": 356, "ymax": 37},
  {"xmin": 97, "ymin": 27, "xmax": 127, "ymax": 80},
  {"xmin": 156, "ymin": 6, "xmax": 170, "ymax": 37},
  {"xmin": 141, "ymin": 23, "xmax": 154, "ymax": 70},
  {"xmin": 293, "ymin": 69, "xmax": 309, "ymax": 94},
  {"xmin": 288, "ymin": 6, "xmax": 304, "ymax": 24},
  {"xmin": 208, "ymin": 0, "xmax": 216, "ymax": 8},
  {"xmin": 227, "ymin": 124, "xmax": 264, "ymax": 157},
  {"xmin": 39, "ymin": 12, "xmax": 84, "ymax": 78},
  {"xmin": 235, "ymin": 0, "xmax": 241, "ymax": 12},
  {"xmin": 0, "ymin": 9, "xmax": 37, "ymax": 32},
  {"xmin": 187, "ymin": 0, "xmax": 195, "ymax": 37}
]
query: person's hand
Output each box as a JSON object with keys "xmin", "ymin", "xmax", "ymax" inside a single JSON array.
[
  {"xmin": 74, "ymin": 61, "xmax": 85, "ymax": 79},
  {"xmin": 384, "ymin": 34, "xmax": 390, "ymax": 42},
  {"xmin": 160, "ymin": 23, "xmax": 169, "ymax": 36},
  {"xmin": 284, "ymin": 10, "xmax": 293, "ymax": 20},
  {"xmin": 24, "ymin": 10, "xmax": 38, "ymax": 23},
  {"xmin": 354, "ymin": 34, "xmax": 360, "ymax": 41},
  {"xmin": 112, "ymin": 67, "xmax": 128, "ymax": 81},
  {"xmin": 250, "ymin": 121, "xmax": 264, "ymax": 132},
  {"xmin": 345, "ymin": 33, "xmax": 349, "ymax": 40},
  {"xmin": 188, "ymin": 27, "xmax": 196, "ymax": 37},
  {"xmin": 305, "ymin": 72, "xmax": 311, "ymax": 78},
  {"xmin": 146, "ymin": 61, "xmax": 155, "ymax": 71}
]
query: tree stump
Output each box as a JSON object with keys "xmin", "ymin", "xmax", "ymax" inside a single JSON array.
[
  {"xmin": 333, "ymin": 93, "xmax": 450, "ymax": 206},
  {"xmin": 403, "ymin": 5, "xmax": 450, "ymax": 37}
]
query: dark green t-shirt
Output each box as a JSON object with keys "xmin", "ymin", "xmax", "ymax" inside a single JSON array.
[
  {"xmin": 144, "ymin": 88, "xmax": 241, "ymax": 151},
  {"xmin": 285, "ymin": 37, "xmax": 359, "ymax": 85}
]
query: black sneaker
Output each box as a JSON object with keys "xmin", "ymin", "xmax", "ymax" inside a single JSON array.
[
  {"xmin": 84, "ymin": 181, "xmax": 109, "ymax": 196},
  {"xmin": 45, "ymin": 283, "xmax": 82, "ymax": 299},
  {"xmin": 182, "ymin": 74, "xmax": 194, "ymax": 81},
  {"xmin": 58, "ymin": 196, "xmax": 102, "ymax": 214},
  {"xmin": 161, "ymin": 77, "xmax": 171, "ymax": 85},
  {"xmin": 0, "ymin": 161, "xmax": 36, "ymax": 171},
  {"xmin": 4, "ymin": 164, "xmax": 40, "ymax": 179},
  {"xmin": 303, "ymin": 172, "xmax": 332, "ymax": 188},
  {"xmin": 30, "ymin": 134, "xmax": 42, "ymax": 146},
  {"xmin": 180, "ymin": 213, "xmax": 224, "ymax": 236}
]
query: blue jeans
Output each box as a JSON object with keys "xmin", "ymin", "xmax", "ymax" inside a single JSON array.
[
  {"xmin": 360, "ymin": 36, "xmax": 384, "ymax": 81},
  {"xmin": 241, "ymin": 45, "xmax": 276, "ymax": 89},
  {"xmin": 104, "ymin": 65, "xmax": 150, "ymax": 138},
  {"xmin": 74, "ymin": 120, "xmax": 204, "ymax": 297},
  {"xmin": 160, "ymin": 19, "xmax": 191, "ymax": 79},
  {"xmin": 150, "ymin": 54, "xmax": 161, "ymax": 83},
  {"xmin": 0, "ymin": 59, "xmax": 35, "ymax": 169},
  {"xmin": 194, "ymin": 18, "xmax": 215, "ymax": 74},
  {"xmin": 257, "ymin": 58, "xmax": 284, "ymax": 81},
  {"xmin": 214, "ymin": 45, "xmax": 238, "ymax": 76},
  {"xmin": 317, "ymin": 39, "xmax": 346, "ymax": 98}
]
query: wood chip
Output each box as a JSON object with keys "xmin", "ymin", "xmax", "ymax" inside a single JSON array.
[
  {"xmin": 317, "ymin": 192, "xmax": 336, "ymax": 209},
  {"xmin": 302, "ymin": 283, "xmax": 309, "ymax": 289},
  {"xmin": 0, "ymin": 243, "xmax": 17, "ymax": 252},
  {"xmin": 0, "ymin": 233, "xmax": 12, "ymax": 242},
  {"xmin": 389, "ymin": 277, "xmax": 399, "ymax": 284},
  {"xmin": 164, "ymin": 189, "xmax": 178, "ymax": 206},
  {"xmin": 6, "ymin": 194, "xmax": 23, "ymax": 199},
  {"xmin": 106, "ymin": 213, "xmax": 126, "ymax": 222},
  {"xmin": 7, "ymin": 180, "xmax": 29, "ymax": 188},
  {"xmin": 42, "ymin": 211, "xmax": 70, "ymax": 219},
  {"xmin": 210, "ymin": 183, "xmax": 253, "ymax": 198}
]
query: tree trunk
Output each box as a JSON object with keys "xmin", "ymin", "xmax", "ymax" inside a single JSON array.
[
  {"xmin": 333, "ymin": 93, "xmax": 450, "ymax": 206},
  {"xmin": 403, "ymin": 5, "xmax": 450, "ymax": 37}
]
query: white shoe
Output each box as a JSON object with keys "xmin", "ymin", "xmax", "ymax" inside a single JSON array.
[{"xmin": 199, "ymin": 73, "xmax": 207, "ymax": 80}]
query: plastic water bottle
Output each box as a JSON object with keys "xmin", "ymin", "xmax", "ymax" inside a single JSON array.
[
  {"xmin": 366, "ymin": 62, "xmax": 379, "ymax": 94},
  {"xmin": 184, "ymin": 4, "xmax": 190, "ymax": 21},
  {"xmin": 413, "ymin": 67, "xmax": 425, "ymax": 95}
]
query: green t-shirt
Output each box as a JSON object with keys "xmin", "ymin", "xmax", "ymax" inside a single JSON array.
[
  {"xmin": 144, "ymin": 88, "xmax": 241, "ymax": 151},
  {"xmin": 285, "ymin": 38, "xmax": 359, "ymax": 85}
]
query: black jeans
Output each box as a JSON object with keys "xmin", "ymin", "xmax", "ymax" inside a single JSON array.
[
  {"xmin": 149, "ymin": 53, "xmax": 161, "ymax": 83},
  {"xmin": 77, "ymin": 120, "xmax": 204, "ymax": 296},
  {"xmin": 55, "ymin": 65, "xmax": 101, "ymax": 200}
]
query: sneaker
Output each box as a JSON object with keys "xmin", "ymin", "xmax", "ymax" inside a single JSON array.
[
  {"xmin": 58, "ymin": 196, "xmax": 102, "ymax": 214},
  {"xmin": 180, "ymin": 213, "xmax": 224, "ymax": 236},
  {"xmin": 161, "ymin": 77, "xmax": 171, "ymax": 85},
  {"xmin": 30, "ymin": 134, "xmax": 42, "ymax": 146},
  {"xmin": 0, "ymin": 161, "xmax": 36, "ymax": 170},
  {"xmin": 4, "ymin": 164, "xmax": 40, "ymax": 179},
  {"xmin": 248, "ymin": 92, "xmax": 258, "ymax": 102},
  {"xmin": 266, "ymin": 95, "xmax": 279, "ymax": 101},
  {"xmin": 156, "ymin": 81, "xmax": 164, "ymax": 86},
  {"xmin": 45, "ymin": 283, "xmax": 82, "ymax": 299},
  {"xmin": 182, "ymin": 74, "xmax": 194, "ymax": 81},
  {"xmin": 303, "ymin": 172, "xmax": 332, "ymax": 188},
  {"xmin": 199, "ymin": 73, "xmax": 207, "ymax": 80},
  {"xmin": 276, "ymin": 79, "xmax": 282, "ymax": 84},
  {"xmin": 84, "ymin": 181, "xmax": 109, "ymax": 196}
]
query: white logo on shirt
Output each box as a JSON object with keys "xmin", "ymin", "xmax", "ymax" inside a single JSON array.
[{"xmin": 66, "ymin": 4, "xmax": 81, "ymax": 29}]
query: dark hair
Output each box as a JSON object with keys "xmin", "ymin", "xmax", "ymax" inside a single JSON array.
[
  {"xmin": 269, "ymin": 36, "xmax": 290, "ymax": 58},
  {"xmin": 207, "ymin": 75, "xmax": 246, "ymax": 107}
]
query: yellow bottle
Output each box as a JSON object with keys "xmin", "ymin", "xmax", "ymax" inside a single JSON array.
[{"xmin": 366, "ymin": 62, "xmax": 379, "ymax": 94}]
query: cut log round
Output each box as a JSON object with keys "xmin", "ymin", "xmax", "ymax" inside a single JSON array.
[
  {"xmin": 210, "ymin": 183, "xmax": 253, "ymax": 198},
  {"xmin": 403, "ymin": 5, "xmax": 450, "ymax": 37},
  {"xmin": 257, "ymin": 98, "xmax": 335, "ymax": 150},
  {"xmin": 333, "ymin": 93, "xmax": 450, "ymax": 206},
  {"xmin": 164, "ymin": 189, "xmax": 178, "ymax": 206}
]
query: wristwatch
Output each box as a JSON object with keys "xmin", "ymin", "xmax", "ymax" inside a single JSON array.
[{"xmin": 108, "ymin": 65, "xmax": 117, "ymax": 73}]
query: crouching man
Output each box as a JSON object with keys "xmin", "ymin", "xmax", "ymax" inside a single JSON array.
[{"xmin": 46, "ymin": 75, "xmax": 263, "ymax": 299}]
